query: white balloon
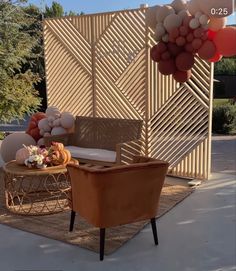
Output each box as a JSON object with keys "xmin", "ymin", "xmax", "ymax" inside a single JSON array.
[
  {"xmin": 38, "ymin": 118, "xmax": 51, "ymax": 132},
  {"xmin": 51, "ymin": 127, "xmax": 67, "ymax": 136},
  {"xmin": 45, "ymin": 106, "xmax": 61, "ymax": 118},
  {"xmin": 187, "ymin": 0, "xmax": 200, "ymax": 15},
  {"xmin": 195, "ymin": 11, "xmax": 203, "ymax": 18},
  {"xmin": 156, "ymin": 5, "xmax": 175, "ymax": 23},
  {"xmin": 171, "ymin": 0, "xmax": 187, "ymax": 13},
  {"xmin": 178, "ymin": 9, "xmax": 190, "ymax": 19},
  {"xmin": 199, "ymin": 14, "xmax": 209, "ymax": 25},
  {"xmin": 39, "ymin": 129, "xmax": 45, "ymax": 136},
  {"xmin": 53, "ymin": 118, "xmax": 61, "ymax": 127},
  {"xmin": 44, "ymin": 132, "xmax": 51, "ymax": 137},
  {"xmin": 163, "ymin": 13, "xmax": 182, "ymax": 33},
  {"xmin": 189, "ymin": 18, "xmax": 200, "ymax": 29},
  {"xmin": 47, "ymin": 116, "xmax": 55, "ymax": 123},
  {"xmin": 60, "ymin": 112, "xmax": 75, "ymax": 129}
]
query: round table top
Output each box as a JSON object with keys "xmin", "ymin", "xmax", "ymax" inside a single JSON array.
[{"xmin": 3, "ymin": 160, "xmax": 68, "ymax": 176}]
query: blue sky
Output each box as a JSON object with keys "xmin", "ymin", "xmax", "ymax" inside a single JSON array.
[{"xmin": 28, "ymin": 0, "xmax": 235, "ymax": 25}]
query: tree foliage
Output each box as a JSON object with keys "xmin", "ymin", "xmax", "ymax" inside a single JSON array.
[
  {"xmin": 214, "ymin": 57, "xmax": 236, "ymax": 76},
  {"xmin": 44, "ymin": 1, "xmax": 64, "ymax": 18},
  {"xmin": 0, "ymin": 0, "xmax": 41, "ymax": 122}
]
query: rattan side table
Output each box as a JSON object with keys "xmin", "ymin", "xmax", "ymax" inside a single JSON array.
[{"xmin": 3, "ymin": 161, "xmax": 71, "ymax": 215}]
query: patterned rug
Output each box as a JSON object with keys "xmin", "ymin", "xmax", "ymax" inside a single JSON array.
[{"xmin": 0, "ymin": 168, "xmax": 193, "ymax": 255}]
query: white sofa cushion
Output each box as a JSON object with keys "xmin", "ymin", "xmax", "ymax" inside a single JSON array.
[{"xmin": 66, "ymin": 146, "xmax": 116, "ymax": 163}]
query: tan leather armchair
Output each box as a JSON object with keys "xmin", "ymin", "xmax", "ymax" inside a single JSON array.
[{"xmin": 67, "ymin": 156, "xmax": 169, "ymax": 260}]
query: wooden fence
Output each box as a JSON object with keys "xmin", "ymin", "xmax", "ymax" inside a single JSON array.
[{"xmin": 43, "ymin": 7, "xmax": 213, "ymax": 179}]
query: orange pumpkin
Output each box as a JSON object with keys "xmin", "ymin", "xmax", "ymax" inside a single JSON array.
[
  {"xmin": 51, "ymin": 142, "xmax": 64, "ymax": 151},
  {"xmin": 26, "ymin": 112, "xmax": 46, "ymax": 141},
  {"xmin": 51, "ymin": 149, "xmax": 71, "ymax": 165}
]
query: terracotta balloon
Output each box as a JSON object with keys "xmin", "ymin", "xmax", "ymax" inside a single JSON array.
[
  {"xmin": 179, "ymin": 25, "xmax": 189, "ymax": 36},
  {"xmin": 163, "ymin": 13, "xmax": 182, "ymax": 33},
  {"xmin": 198, "ymin": 0, "xmax": 233, "ymax": 18},
  {"xmin": 213, "ymin": 27, "xmax": 236, "ymax": 56},
  {"xmin": 176, "ymin": 52, "xmax": 195, "ymax": 71},
  {"xmin": 185, "ymin": 42, "xmax": 195, "ymax": 53},
  {"xmin": 167, "ymin": 42, "xmax": 183, "ymax": 56},
  {"xmin": 198, "ymin": 40, "xmax": 216, "ymax": 60},
  {"xmin": 208, "ymin": 17, "xmax": 227, "ymax": 31},
  {"xmin": 186, "ymin": 32, "xmax": 194, "ymax": 42},
  {"xmin": 161, "ymin": 51, "xmax": 171, "ymax": 60},
  {"xmin": 156, "ymin": 42, "xmax": 167, "ymax": 53},
  {"xmin": 192, "ymin": 38, "xmax": 202, "ymax": 50},
  {"xmin": 169, "ymin": 27, "xmax": 179, "ymax": 41},
  {"xmin": 193, "ymin": 27, "xmax": 205, "ymax": 38},
  {"xmin": 208, "ymin": 52, "xmax": 223, "ymax": 62},
  {"xmin": 173, "ymin": 69, "xmax": 192, "ymax": 83},
  {"xmin": 158, "ymin": 59, "xmax": 176, "ymax": 75}
]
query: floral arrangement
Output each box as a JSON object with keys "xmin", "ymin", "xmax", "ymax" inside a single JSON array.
[{"xmin": 15, "ymin": 142, "xmax": 72, "ymax": 169}]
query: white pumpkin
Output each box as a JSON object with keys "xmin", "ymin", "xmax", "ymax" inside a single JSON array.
[
  {"xmin": 45, "ymin": 106, "xmax": 61, "ymax": 119},
  {"xmin": 51, "ymin": 127, "xmax": 67, "ymax": 136},
  {"xmin": 60, "ymin": 112, "xmax": 75, "ymax": 129}
]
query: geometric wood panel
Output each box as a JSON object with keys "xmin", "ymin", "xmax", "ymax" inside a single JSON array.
[{"xmin": 43, "ymin": 8, "xmax": 213, "ymax": 179}]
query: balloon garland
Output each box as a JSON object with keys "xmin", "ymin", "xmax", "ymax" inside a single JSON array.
[{"xmin": 147, "ymin": 0, "xmax": 236, "ymax": 83}]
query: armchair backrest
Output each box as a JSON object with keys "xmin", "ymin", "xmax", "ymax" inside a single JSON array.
[
  {"xmin": 71, "ymin": 116, "xmax": 143, "ymax": 151},
  {"xmin": 67, "ymin": 156, "xmax": 169, "ymax": 228}
]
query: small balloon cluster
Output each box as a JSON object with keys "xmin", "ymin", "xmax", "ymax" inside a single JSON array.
[
  {"xmin": 26, "ymin": 106, "xmax": 75, "ymax": 145},
  {"xmin": 147, "ymin": 0, "xmax": 236, "ymax": 83}
]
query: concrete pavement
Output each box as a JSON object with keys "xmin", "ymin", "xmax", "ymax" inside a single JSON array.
[{"xmin": 0, "ymin": 136, "xmax": 235, "ymax": 270}]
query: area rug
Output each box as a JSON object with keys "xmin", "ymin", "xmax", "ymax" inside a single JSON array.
[{"xmin": 0, "ymin": 169, "xmax": 193, "ymax": 255}]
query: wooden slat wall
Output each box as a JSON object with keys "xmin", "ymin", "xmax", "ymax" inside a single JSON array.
[{"xmin": 43, "ymin": 8, "xmax": 213, "ymax": 180}]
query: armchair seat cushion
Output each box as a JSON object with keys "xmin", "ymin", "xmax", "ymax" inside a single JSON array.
[{"xmin": 66, "ymin": 146, "xmax": 116, "ymax": 163}]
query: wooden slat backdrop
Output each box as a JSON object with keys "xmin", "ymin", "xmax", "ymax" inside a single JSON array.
[{"xmin": 43, "ymin": 8, "xmax": 213, "ymax": 180}]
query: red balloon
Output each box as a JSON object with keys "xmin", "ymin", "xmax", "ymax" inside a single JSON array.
[
  {"xmin": 185, "ymin": 43, "xmax": 195, "ymax": 53},
  {"xmin": 176, "ymin": 52, "xmax": 195, "ymax": 71},
  {"xmin": 192, "ymin": 38, "xmax": 202, "ymax": 50},
  {"xmin": 167, "ymin": 42, "xmax": 183, "ymax": 56},
  {"xmin": 208, "ymin": 52, "xmax": 223, "ymax": 62},
  {"xmin": 207, "ymin": 30, "xmax": 217, "ymax": 41},
  {"xmin": 213, "ymin": 27, "xmax": 236, "ymax": 57},
  {"xmin": 173, "ymin": 70, "xmax": 192, "ymax": 83},
  {"xmin": 198, "ymin": 40, "xmax": 217, "ymax": 60},
  {"xmin": 176, "ymin": 36, "xmax": 186, "ymax": 47},
  {"xmin": 150, "ymin": 45, "xmax": 161, "ymax": 62},
  {"xmin": 158, "ymin": 59, "xmax": 176, "ymax": 75}
]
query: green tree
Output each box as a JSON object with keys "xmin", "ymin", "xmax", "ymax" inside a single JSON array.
[
  {"xmin": 44, "ymin": 1, "xmax": 64, "ymax": 18},
  {"xmin": 0, "ymin": 0, "xmax": 41, "ymax": 122},
  {"xmin": 214, "ymin": 57, "xmax": 236, "ymax": 76}
]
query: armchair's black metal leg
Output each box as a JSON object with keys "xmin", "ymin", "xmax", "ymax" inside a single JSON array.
[
  {"xmin": 151, "ymin": 217, "xmax": 159, "ymax": 245},
  {"xmin": 100, "ymin": 228, "xmax": 106, "ymax": 261},
  {"xmin": 69, "ymin": 210, "xmax": 76, "ymax": 232}
]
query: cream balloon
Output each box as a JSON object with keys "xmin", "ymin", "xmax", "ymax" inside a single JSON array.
[
  {"xmin": 60, "ymin": 112, "xmax": 75, "ymax": 129},
  {"xmin": 39, "ymin": 129, "xmax": 45, "ymax": 136},
  {"xmin": 198, "ymin": 0, "xmax": 233, "ymax": 18},
  {"xmin": 163, "ymin": 13, "xmax": 182, "ymax": 33},
  {"xmin": 162, "ymin": 33, "xmax": 169, "ymax": 42},
  {"xmin": 37, "ymin": 138, "xmax": 45, "ymax": 146},
  {"xmin": 187, "ymin": 0, "xmax": 201, "ymax": 15},
  {"xmin": 0, "ymin": 133, "xmax": 36, "ymax": 162},
  {"xmin": 194, "ymin": 11, "xmax": 203, "ymax": 18},
  {"xmin": 171, "ymin": 0, "xmax": 187, "ymax": 13},
  {"xmin": 53, "ymin": 118, "xmax": 61, "ymax": 127},
  {"xmin": 208, "ymin": 17, "xmax": 227, "ymax": 31},
  {"xmin": 178, "ymin": 9, "xmax": 190, "ymax": 19},
  {"xmin": 146, "ymin": 5, "xmax": 161, "ymax": 30},
  {"xmin": 38, "ymin": 118, "xmax": 51, "ymax": 132},
  {"xmin": 155, "ymin": 24, "xmax": 166, "ymax": 41},
  {"xmin": 156, "ymin": 5, "xmax": 175, "ymax": 23}
]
